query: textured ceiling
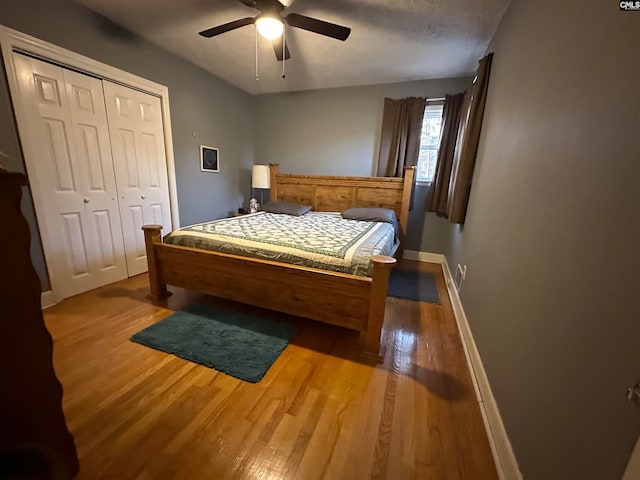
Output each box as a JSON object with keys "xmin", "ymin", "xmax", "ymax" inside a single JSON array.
[{"xmin": 76, "ymin": 0, "xmax": 510, "ymax": 95}]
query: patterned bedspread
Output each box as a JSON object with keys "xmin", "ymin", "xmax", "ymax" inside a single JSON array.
[{"xmin": 163, "ymin": 211, "xmax": 398, "ymax": 276}]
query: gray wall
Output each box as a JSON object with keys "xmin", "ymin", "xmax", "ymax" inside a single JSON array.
[
  {"xmin": 437, "ymin": 0, "xmax": 640, "ymax": 478},
  {"xmin": 254, "ymin": 77, "xmax": 471, "ymax": 250},
  {"xmin": 0, "ymin": 0, "xmax": 255, "ymax": 290}
]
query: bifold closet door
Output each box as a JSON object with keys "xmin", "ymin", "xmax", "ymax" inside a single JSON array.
[
  {"xmin": 13, "ymin": 54, "xmax": 128, "ymax": 299},
  {"xmin": 103, "ymin": 81, "xmax": 172, "ymax": 277}
]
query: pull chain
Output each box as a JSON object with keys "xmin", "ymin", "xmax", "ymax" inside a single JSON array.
[{"xmin": 255, "ymin": 26, "xmax": 259, "ymax": 81}]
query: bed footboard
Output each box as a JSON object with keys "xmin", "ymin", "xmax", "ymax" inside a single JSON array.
[
  {"xmin": 363, "ymin": 255, "xmax": 396, "ymax": 360},
  {"xmin": 142, "ymin": 224, "xmax": 395, "ymax": 361},
  {"xmin": 142, "ymin": 225, "xmax": 170, "ymax": 301}
]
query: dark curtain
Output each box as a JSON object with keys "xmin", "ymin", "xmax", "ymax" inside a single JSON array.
[
  {"xmin": 426, "ymin": 92, "xmax": 465, "ymax": 215},
  {"xmin": 448, "ymin": 53, "xmax": 494, "ymax": 223},
  {"xmin": 376, "ymin": 97, "xmax": 426, "ymax": 177}
]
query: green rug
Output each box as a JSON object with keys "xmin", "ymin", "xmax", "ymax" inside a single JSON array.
[
  {"xmin": 130, "ymin": 303, "xmax": 297, "ymax": 383},
  {"xmin": 388, "ymin": 268, "xmax": 440, "ymax": 304}
]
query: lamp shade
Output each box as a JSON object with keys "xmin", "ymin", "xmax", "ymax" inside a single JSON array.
[
  {"xmin": 252, "ymin": 165, "xmax": 271, "ymax": 189},
  {"xmin": 255, "ymin": 16, "xmax": 284, "ymax": 40}
]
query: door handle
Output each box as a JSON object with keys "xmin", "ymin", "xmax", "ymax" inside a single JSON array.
[
  {"xmin": 141, "ymin": 195, "xmax": 146, "ymax": 200},
  {"xmin": 83, "ymin": 198, "xmax": 90, "ymax": 204}
]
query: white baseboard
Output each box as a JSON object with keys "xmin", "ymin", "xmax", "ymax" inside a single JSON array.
[
  {"xmin": 41, "ymin": 290, "xmax": 56, "ymax": 309},
  {"xmin": 405, "ymin": 250, "xmax": 521, "ymax": 480},
  {"xmin": 403, "ymin": 249, "xmax": 445, "ymax": 264}
]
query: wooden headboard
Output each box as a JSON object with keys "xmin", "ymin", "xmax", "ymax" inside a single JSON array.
[{"xmin": 269, "ymin": 164, "xmax": 415, "ymax": 234}]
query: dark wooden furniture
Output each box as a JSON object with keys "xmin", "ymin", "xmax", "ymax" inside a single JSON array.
[
  {"xmin": 0, "ymin": 172, "xmax": 79, "ymax": 479},
  {"xmin": 143, "ymin": 165, "xmax": 415, "ymax": 360}
]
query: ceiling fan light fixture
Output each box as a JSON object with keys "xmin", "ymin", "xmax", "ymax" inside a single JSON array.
[{"xmin": 255, "ymin": 16, "xmax": 284, "ymax": 40}]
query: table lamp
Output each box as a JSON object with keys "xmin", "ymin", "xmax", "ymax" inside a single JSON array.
[{"xmin": 251, "ymin": 165, "xmax": 271, "ymax": 211}]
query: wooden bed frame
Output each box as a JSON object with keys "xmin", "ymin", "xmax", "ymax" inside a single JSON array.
[{"xmin": 142, "ymin": 164, "xmax": 415, "ymax": 361}]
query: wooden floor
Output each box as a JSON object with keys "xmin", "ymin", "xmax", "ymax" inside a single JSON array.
[{"xmin": 43, "ymin": 260, "xmax": 498, "ymax": 480}]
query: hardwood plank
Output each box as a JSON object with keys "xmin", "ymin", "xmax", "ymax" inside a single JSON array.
[{"xmin": 42, "ymin": 260, "xmax": 498, "ymax": 479}]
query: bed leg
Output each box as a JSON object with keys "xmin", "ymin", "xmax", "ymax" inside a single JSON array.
[
  {"xmin": 362, "ymin": 255, "xmax": 397, "ymax": 362},
  {"xmin": 142, "ymin": 225, "xmax": 170, "ymax": 301}
]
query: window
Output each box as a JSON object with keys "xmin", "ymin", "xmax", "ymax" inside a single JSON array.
[{"xmin": 416, "ymin": 104, "xmax": 444, "ymax": 182}]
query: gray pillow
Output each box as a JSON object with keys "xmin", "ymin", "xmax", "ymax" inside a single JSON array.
[
  {"xmin": 341, "ymin": 207, "xmax": 397, "ymax": 224},
  {"xmin": 262, "ymin": 200, "xmax": 311, "ymax": 216},
  {"xmin": 342, "ymin": 207, "xmax": 400, "ymax": 241}
]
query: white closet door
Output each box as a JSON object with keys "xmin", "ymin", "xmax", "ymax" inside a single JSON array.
[
  {"xmin": 13, "ymin": 54, "xmax": 127, "ymax": 298},
  {"xmin": 103, "ymin": 81, "xmax": 172, "ymax": 276}
]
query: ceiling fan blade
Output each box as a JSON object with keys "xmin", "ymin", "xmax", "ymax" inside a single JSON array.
[
  {"xmin": 272, "ymin": 37, "xmax": 291, "ymax": 61},
  {"xmin": 198, "ymin": 17, "xmax": 255, "ymax": 38},
  {"xmin": 285, "ymin": 13, "xmax": 350, "ymax": 41}
]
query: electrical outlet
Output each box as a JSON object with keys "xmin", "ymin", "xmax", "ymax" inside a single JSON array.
[{"xmin": 455, "ymin": 264, "xmax": 467, "ymax": 292}]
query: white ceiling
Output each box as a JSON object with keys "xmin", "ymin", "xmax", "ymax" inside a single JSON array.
[{"xmin": 77, "ymin": 0, "xmax": 510, "ymax": 95}]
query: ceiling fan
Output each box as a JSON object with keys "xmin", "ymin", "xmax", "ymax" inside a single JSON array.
[{"xmin": 198, "ymin": 0, "xmax": 351, "ymax": 62}]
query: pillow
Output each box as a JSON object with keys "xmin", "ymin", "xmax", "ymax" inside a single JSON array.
[
  {"xmin": 342, "ymin": 207, "xmax": 400, "ymax": 242},
  {"xmin": 262, "ymin": 200, "xmax": 311, "ymax": 216},
  {"xmin": 341, "ymin": 207, "xmax": 397, "ymax": 224}
]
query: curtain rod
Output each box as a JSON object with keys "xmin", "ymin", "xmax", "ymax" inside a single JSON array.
[{"xmin": 426, "ymin": 97, "xmax": 445, "ymax": 102}]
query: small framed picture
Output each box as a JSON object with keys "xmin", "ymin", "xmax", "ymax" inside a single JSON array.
[{"xmin": 200, "ymin": 145, "xmax": 219, "ymax": 172}]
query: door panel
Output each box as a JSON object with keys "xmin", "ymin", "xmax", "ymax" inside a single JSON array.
[
  {"xmin": 70, "ymin": 83, "xmax": 95, "ymax": 113},
  {"xmin": 150, "ymin": 204, "xmax": 164, "ymax": 226},
  {"xmin": 143, "ymin": 133, "xmax": 160, "ymax": 187},
  {"xmin": 128, "ymin": 205, "xmax": 147, "ymax": 258},
  {"xmin": 104, "ymin": 81, "xmax": 172, "ymax": 276},
  {"xmin": 44, "ymin": 119, "xmax": 76, "ymax": 191},
  {"xmin": 118, "ymin": 129, "xmax": 140, "ymax": 187},
  {"xmin": 93, "ymin": 210, "xmax": 117, "ymax": 269},
  {"xmin": 34, "ymin": 74, "xmax": 62, "ymax": 105},
  {"xmin": 13, "ymin": 54, "xmax": 127, "ymax": 298},
  {"xmin": 115, "ymin": 94, "xmax": 131, "ymax": 117},
  {"xmin": 61, "ymin": 212, "xmax": 90, "ymax": 277},
  {"xmin": 78, "ymin": 124, "xmax": 106, "ymax": 191}
]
